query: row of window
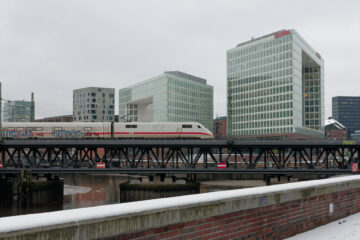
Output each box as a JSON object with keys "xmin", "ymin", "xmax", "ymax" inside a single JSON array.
[
  {"xmin": 233, "ymin": 94, "xmax": 293, "ymax": 109},
  {"xmin": 228, "ymin": 34, "xmax": 292, "ymax": 59},
  {"xmin": 74, "ymin": 93, "xmax": 114, "ymax": 98},
  {"xmin": 75, "ymin": 104, "xmax": 114, "ymax": 109},
  {"xmin": 229, "ymin": 43, "xmax": 292, "ymax": 67},
  {"xmin": 233, "ymin": 102, "xmax": 293, "ymax": 116},
  {"xmin": 74, "ymin": 115, "xmax": 114, "ymax": 121},
  {"xmin": 233, "ymin": 85, "xmax": 292, "ymax": 101},
  {"xmin": 234, "ymin": 127, "xmax": 293, "ymax": 136},
  {"xmin": 232, "ymin": 110, "xmax": 293, "ymax": 122},
  {"xmin": 228, "ymin": 51, "xmax": 293, "ymax": 74},
  {"xmin": 233, "ymin": 118, "xmax": 293, "ymax": 130},
  {"xmin": 76, "ymin": 110, "xmax": 114, "ymax": 115}
]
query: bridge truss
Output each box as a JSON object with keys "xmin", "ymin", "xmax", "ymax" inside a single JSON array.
[{"xmin": 0, "ymin": 140, "xmax": 359, "ymax": 174}]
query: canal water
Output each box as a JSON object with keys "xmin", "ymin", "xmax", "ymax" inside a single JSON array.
[
  {"xmin": 0, "ymin": 174, "xmax": 265, "ymax": 218},
  {"xmin": 0, "ymin": 174, "xmax": 128, "ymax": 218}
]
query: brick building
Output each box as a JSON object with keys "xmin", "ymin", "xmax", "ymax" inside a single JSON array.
[
  {"xmin": 325, "ymin": 118, "xmax": 347, "ymax": 140},
  {"xmin": 213, "ymin": 116, "xmax": 227, "ymax": 140}
]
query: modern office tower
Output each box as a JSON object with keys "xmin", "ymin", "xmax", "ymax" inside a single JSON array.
[
  {"xmin": 73, "ymin": 87, "xmax": 115, "ymax": 122},
  {"xmin": 118, "ymin": 71, "xmax": 213, "ymax": 131},
  {"xmin": 3, "ymin": 100, "xmax": 34, "ymax": 122},
  {"xmin": 332, "ymin": 96, "xmax": 360, "ymax": 138},
  {"xmin": 227, "ymin": 29, "xmax": 324, "ymax": 139}
]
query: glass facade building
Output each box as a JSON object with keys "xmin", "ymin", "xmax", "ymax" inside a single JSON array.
[
  {"xmin": 332, "ymin": 96, "xmax": 360, "ymax": 138},
  {"xmin": 118, "ymin": 71, "xmax": 213, "ymax": 131},
  {"xmin": 227, "ymin": 29, "xmax": 324, "ymax": 139},
  {"xmin": 3, "ymin": 101, "xmax": 34, "ymax": 122}
]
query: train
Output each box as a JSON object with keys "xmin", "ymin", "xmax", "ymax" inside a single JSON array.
[{"xmin": 1, "ymin": 122, "xmax": 214, "ymax": 140}]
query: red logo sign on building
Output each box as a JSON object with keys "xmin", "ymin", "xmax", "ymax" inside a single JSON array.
[
  {"xmin": 352, "ymin": 163, "xmax": 359, "ymax": 173},
  {"xmin": 218, "ymin": 162, "xmax": 227, "ymax": 169},
  {"xmin": 274, "ymin": 30, "xmax": 291, "ymax": 39}
]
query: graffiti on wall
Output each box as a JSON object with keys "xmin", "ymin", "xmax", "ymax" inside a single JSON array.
[
  {"xmin": 51, "ymin": 130, "xmax": 86, "ymax": 137},
  {"xmin": 2, "ymin": 130, "xmax": 33, "ymax": 138}
]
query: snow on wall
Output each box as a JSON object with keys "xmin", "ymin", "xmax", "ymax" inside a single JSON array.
[{"xmin": 1, "ymin": 175, "xmax": 360, "ymax": 233}]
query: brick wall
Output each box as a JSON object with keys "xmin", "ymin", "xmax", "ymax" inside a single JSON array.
[{"xmin": 112, "ymin": 187, "xmax": 360, "ymax": 239}]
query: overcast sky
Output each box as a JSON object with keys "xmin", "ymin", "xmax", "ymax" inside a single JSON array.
[{"xmin": 0, "ymin": 0, "xmax": 359, "ymax": 119}]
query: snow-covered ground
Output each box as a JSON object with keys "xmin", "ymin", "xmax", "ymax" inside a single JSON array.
[{"xmin": 287, "ymin": 212, "xmax": 360, "ymax": 240}]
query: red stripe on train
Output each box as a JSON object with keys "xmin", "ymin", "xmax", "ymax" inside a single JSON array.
[{"xmin": 133, "ymin": 132, "xmax": 211, "ymax": 136}]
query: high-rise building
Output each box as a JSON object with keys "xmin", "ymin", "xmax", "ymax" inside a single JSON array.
[
  {"xmin": 118, "ymin": 71, "xmax": 213, "ymax": 131},
  {"xmin": 3, "ymin": 100, "xmax": 34, "ymax": 122},
  {"xmin": 332, "ymin": 96, "xmax": 360, "ymax": 137},
  {"xmin": 227, "ymin": 29, "xmax": 324, "ymax": 139},
  {"xmin": 73, "ymin": 87, "xmax": 115, "ymax": 122}
]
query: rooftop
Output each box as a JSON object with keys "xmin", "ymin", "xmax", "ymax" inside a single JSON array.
[
  {"xmin": 235, "ymin": 29, "xmax": 288, "ymax": 48},
  {"xmin": 165, "ymin": 71, "xmax": 207, "ymax": 84}
]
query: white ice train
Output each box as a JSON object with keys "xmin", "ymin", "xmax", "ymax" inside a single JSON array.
[{"xmin": 2, "ymin": 122, "xmax": 213, "ymax": 140}]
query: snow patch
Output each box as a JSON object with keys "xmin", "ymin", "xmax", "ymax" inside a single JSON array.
[{"xmin": 63, "ymin": 185, "xmax": 91, "ymax": 195}]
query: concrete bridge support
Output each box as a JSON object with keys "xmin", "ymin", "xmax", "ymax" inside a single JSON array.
[
  {"xmin": 120, "ymin": 176, "xmax": 199, "ymax": 202},
  {"xmin": 0, "ymin": 171, "xmax": 64, "ymax": 209}
]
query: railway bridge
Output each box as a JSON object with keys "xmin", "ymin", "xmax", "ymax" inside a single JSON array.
[{"xmin": 0, "ymin": 139, "xmax": 359, "ymax": 175}]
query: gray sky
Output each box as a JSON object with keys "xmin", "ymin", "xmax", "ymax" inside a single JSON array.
[{"xmin": 1, "ymin": 0, "xmax": 359, "ymax": 119}]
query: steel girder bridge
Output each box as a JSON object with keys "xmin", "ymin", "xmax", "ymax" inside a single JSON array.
[{"xmin": 0, "ymin": 140, "xmax": 359, "ymax": 174}]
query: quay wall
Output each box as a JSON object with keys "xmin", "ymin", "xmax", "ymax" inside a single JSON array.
[{"xmin": 1, "ymin": 175, "xmax": 360, "ymax": 239}]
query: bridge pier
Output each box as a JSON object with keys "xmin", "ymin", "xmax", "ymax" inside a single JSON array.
[
  {"xmin": 17, "ymin": 171, "xmax": 64, "ymax": 208},
  {"xmin": 120, "ymin": 175, "xmax": 199, "ymax": 202},
  {"xmin": 0, "ymin": 171, "xmax": 64, "ymax": 210}
]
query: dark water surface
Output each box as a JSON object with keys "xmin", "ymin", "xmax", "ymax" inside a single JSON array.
[{"xmin": 0, "ymin": 174, "xmax": 128, "ymax": 218}]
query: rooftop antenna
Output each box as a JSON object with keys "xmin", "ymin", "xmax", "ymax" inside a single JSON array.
[{"xmin": 31, "ymin": 92, "xmax": 35, "ymax": 122}]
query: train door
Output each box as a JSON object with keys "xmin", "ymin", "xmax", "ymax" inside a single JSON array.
[
  {"xmin": 103, "ymin": 122, "xmax": 111, "ymax": 139},
  {"xmin": 110, "ymin": 122, "xmax": 114, "ymax": 139},
  {"xmin": 177, "ymin": 124, "xmax": 182, "ymax": 139}
]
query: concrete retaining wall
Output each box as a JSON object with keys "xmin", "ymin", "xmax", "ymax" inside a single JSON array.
[
  {"xmin": 1, "ymin": 176, "xmax": 360, "ymax": 239},
  {"xmin": 120, "ymin": 182, "xmax": 200, "ymax": 202}
]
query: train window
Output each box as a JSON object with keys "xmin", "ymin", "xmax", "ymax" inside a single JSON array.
[
  {"xmin": 125, "ymin": 125, "xmax": 137, "ymax": 128},
  {"xmin": 198, "ymin": 125, "xmax": 202, "ymax": 128},
  {"xmin": 84, "ymin": 127, "xmax": 92, "ymax": 131},
  {"xmin": 54, "ymin": 127, "xmax": 62, "ymax": 131},
  {"xmin": 36, "ymin": 127, "xmax": 43, "ymax": 131},
  {"xmin": 182, "ymin": 125, "xmax": 192, "ymax": 128},
  {"xmin": 16, "ymin": 128, "xmax": 24, "ymax": 131},
  {"xmin": 26, "ymin": 128, "xmax": 34, "ymax": 131}
]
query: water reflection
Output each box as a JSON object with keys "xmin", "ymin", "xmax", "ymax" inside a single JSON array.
[
  {"xmin": 0, "ymin": 174, "xmax": 128, "ymax": 218},
  {"xmin": 62, "ymin": 174, "xmax": 128, "ymax": 209}
]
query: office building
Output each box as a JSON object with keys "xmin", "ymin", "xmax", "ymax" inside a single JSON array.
[
  {"xmin": 227, "ymin": 29, "xmax": 324, "ymax": 139},
  {"xmin": 118, "ymin": 71, "xmax": 213, "ymax": 131},
  {"xmin": 3, "ymin": 100, "xmax": 34, "ymax": 122},
  {"xmin": 332, "ymin": 96, "xmax": 360, "ymax": 138},
  {"xmin": 213, "ymin": 116, "xmax": 227, "ymax": 139},
  {"xmin": 73, "ymin": 87, "xmax": 115, "ymax": 122}
]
